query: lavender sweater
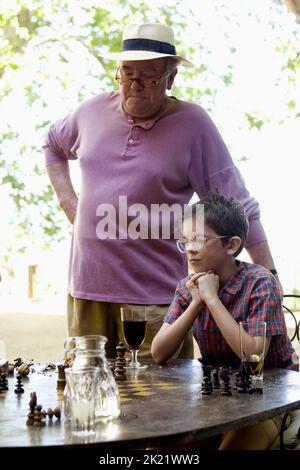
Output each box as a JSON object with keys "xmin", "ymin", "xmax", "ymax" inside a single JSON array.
[{"xmin": 43, "ymin": 91, "xmax": 266, "ymax": 304}]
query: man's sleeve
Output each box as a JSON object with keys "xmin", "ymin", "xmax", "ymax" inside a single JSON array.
[
  {"xmin": 42, "ymin": 111, "xmax": 79, "ymax": 166},
  {"xmin": 188, "ymin": 108, "xmax": 267, "ymax": 247}
]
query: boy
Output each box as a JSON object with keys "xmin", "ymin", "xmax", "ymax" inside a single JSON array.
[{"xmin": 151, "ymin": 193, "xmax": 296, "ymax": 449}]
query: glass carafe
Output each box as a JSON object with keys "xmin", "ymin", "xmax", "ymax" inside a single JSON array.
[{"xmin": 64, "ymin": 335, "xmax": 120, "ymax": 422}]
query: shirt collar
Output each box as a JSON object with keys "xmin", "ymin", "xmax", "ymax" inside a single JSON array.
[
  {"xmin": 118, "ymin": 93, "xmax": 173, "ymax": 130},
  {"xmin": 219, "ymin": 260, "xmax": 246, "ymax": 296}
]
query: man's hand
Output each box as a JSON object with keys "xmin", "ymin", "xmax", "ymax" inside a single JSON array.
[{"xmin": 197, "ymin": 273, "xmax": 219, "ymax": 304}]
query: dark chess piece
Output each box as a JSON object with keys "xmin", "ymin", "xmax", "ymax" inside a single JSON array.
[
  {"xmin": 0, "ymin": 373, "xmax": 9, "ymax": 391},
  {"xmin": 235, "ymin": 364, "xmax": 251, "ymax": 393},
  {"xmin": 114, "ymin": 342, "xmax": 127, "ymax": 381},
  {"xmin": 212, "ymin": 368, "xmax": 221, "ymax": 389},
  {"xmin": 14, "ymin": 374, "xmax": 24, "ymax": 394},
  {"xmin": 220, "ymin": 368, "xmax": 232, "ymax": 396},
  {"xmin": 14, "ymin": 358, "xmax": 23, "ymax": 370},
  {"xmin": 249, "ymin": 387, "xmax": 263, "ymax": 395},
  {"xmin": 56, "ymin": 364, "xmax": 66, "ymax": 390},
  {"xmin": 201, "ymin": 365, "xmax": 213, "ymax": 395}
]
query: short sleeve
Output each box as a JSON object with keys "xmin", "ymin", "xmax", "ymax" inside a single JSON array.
[
  {"xmin": 247, "ymin": 275, "xmax": 283, "ymax": 337},
  {"xmin": 164, "ymin": 277, "xmax": 191, "ymax": 325},
  {"xmin": 42, "ymin": 112, "xmax": 79, "ymax": 166}
]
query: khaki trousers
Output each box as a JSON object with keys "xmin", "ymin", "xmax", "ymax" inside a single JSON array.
[{"xmin": 67, "ymin": 295, "xmax": 194, "ymax": 359}]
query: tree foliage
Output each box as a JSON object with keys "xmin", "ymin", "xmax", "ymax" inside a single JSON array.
[{"xmin": 0, "ymin": 0, "xmax": 299, "ymax": 258}]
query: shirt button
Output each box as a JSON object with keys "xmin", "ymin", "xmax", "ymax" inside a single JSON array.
[{"xmin": 128, "ymin": 139, "xmax": 134, "ymax": 144}]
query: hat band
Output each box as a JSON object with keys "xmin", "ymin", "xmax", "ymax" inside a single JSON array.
[{"xmin": 122, "ymin": 38, "xmax": 176, "ymax": 55}]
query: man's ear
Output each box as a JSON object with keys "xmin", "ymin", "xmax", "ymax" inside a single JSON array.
[
  {"xmin": 167, "ymin": 68, "xmax": 177, "ymax": 90},
  {"xmin": 226, "ymin": 236, "xmax": 242, "ymax": 256}
]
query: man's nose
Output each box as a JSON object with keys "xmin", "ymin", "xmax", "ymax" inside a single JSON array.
[{"xmin": 130, "ymin": 78, "xmax": 144, "ymax": 89}]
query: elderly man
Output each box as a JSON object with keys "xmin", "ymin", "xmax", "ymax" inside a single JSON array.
[{"xmin": 43, "ymin": 23, "xmax": 279, "ymax": 358}]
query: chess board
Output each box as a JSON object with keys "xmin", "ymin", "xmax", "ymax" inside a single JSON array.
[{"xmin": 118, "ymin": 380, "xmax": 178, "ymax": 402}]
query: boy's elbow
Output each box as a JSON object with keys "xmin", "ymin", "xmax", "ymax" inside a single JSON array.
[
  {"xmin": 152, "ymin": 350, "xmax": 166, "ymax": 365},
  {"xmin": 151, "ymin": 343, "xmax": 167, "ymax": 365},
  {"xmin": 151, "ymin": 325, "xmax": 171, "ymax": 364}
]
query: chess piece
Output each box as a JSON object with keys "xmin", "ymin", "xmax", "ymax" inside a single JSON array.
[
  {"xmin": 0, "ymin": 360, "xmax": 9, "ymax": 375},
  {"xmin": 236, "ymin": 364, "xmax": 251, "ymax": 393},
  {"xmin": 26, "ymin": 410, "xmax": 35, "ymax": 426},
  {"xmin": 7, "ymin": 364, "xmax": 15, "ymax": 375},
  {"xmin": 0, "ymin": 373, "xmax": 9, "ymax": 391},
  {"xmin": 249, "ymin": 386, "xmax": 263, "ymax": 395},
  {"xmin": 46, "ymin": 408, "xmax": 54, "ymax": 419},
  {"xmin": 201, "ymin": 376, "xmax": 212, "ymax": 395},
  {"xmin": 56, "ymin": 363, "xmax": 67, "ymax": 390},
  {"xmin": 18, "ymin": 363, "xmax": 30, "ymax": 377},
  {"xmin": 53, "ymin": 406, "xmax": 61, "ymax": 420},
  {"xmin": 212, "ymin": 368, "xmax": 221, "ymax": 389},
  {"xmin": 220, "ymin": 368, "xmax": 232, "ymax": 396},
  {"xmin": 114, "ymin": 342, "xmax": 127, "ymax": 381},
  {"xmin": 29, "ymin": 391, "xmax": 37, "ymax": 409},
  {"xmin": 14, "ymin": 358, "xmax": 23, "ymax": 369},
  {"xmin": 33, "ymin": 405, "xmax": 46, "ymax": 427},
  {"xmin": 201, "ymin": 365, "xmax": 213, "ymax": 395},
  {"xmin": 26, "ymin": 391, "xmax": 37, "ymax": 425},
  {"xmin": 108, "ymin": 360, "xmax": 115, "ymax": 374},
  {"xmin": 14, "ymin": 374, "xmax": 25, "ymax": 394}
]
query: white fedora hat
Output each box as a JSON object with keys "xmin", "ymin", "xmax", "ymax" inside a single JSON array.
[{"xmin": 103, "ymin": 23, "xmax": 193, "ymax": 67}]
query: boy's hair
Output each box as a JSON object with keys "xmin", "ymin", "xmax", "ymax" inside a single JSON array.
[{"xmin": 189, "ymin": 193, "xmax": 249, "ymax": 257}]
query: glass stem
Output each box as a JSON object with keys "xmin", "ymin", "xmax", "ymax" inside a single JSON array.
[{"xmin": 131, "ymin": 349, "xmax": 138, "ymax": 366}]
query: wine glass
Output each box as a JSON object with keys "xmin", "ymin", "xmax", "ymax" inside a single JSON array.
[
  {"xmin": 121, "ymin": 307, "xmax": 147, "ymax": 369},
  {"xmin": 239, "ymin": 320, "xmax": 266, "ymax": 386}
]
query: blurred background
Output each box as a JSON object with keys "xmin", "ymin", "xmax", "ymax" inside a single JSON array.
[{"xmin": 0, "ymin": 0, "xmax": 299, "ymax": 360}]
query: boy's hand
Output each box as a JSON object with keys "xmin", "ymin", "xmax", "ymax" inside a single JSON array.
[
  {"xmin": 186, "ymin": 272, "xmax": 206, "ymax": 306},
  {"xmin": 197, "ymin": 273, "xmax": 219, "ymax": 304}
]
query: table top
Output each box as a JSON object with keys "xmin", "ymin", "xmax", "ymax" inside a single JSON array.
[{"xmin": 1, "ymin": 359, "xmax": 300, "ymax": 449}]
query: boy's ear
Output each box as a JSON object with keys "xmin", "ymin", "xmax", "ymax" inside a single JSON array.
[{"xmin": 226, "ymin": 236, "xmax": 242, "ymax": 256}]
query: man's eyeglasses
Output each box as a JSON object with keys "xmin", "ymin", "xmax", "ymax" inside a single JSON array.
[
  {"xmin": 176, "ymin": 236, "xmax": 232, "ymax": 253},
  {"xmin": 115, "ymin": 69, "xmax": 170, "ymax": 88}
]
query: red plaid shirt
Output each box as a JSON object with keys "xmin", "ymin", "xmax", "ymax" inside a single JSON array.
[{"xmin": 164, "ymin": 261, "xmax": 297, "ymax": 370}]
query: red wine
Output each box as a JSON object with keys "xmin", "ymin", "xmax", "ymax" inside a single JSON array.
[{"xmin": 122, "ymin": 320, "xmax": 147, "ymax": 350}]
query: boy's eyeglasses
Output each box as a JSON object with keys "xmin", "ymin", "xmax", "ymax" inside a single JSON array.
[
  {"xmin": 176, "ymin": 236, "xmax": 231, "ymax": 253},
  {"xmin": 115, "ymin": 69, "xmax": 170, "ymax": 88}
]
